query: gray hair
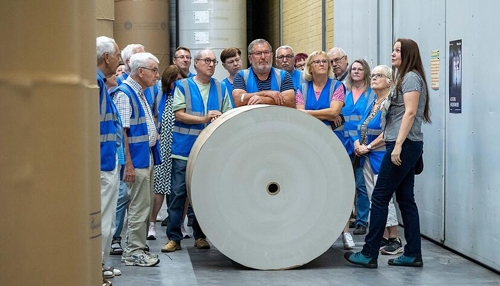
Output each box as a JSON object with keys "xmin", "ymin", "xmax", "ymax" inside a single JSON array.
[
  {"xmin": 275, "ymin": 45, "xmax": 295, "ymax": 57},
  {"xmin": 121, "ymin": 44, "xmax": 145, "ymax": 71},
  {"xmin": 248, "ymin": 39, "xmax": 272, "ymax": 54},
  {"xmin": 96, "ymin": 36, "xmax": 116, "ymax": 64},
  {"xmin": 372, "ymin": 65, "xmax": 394, "ymax": 84},
  {"xmin": 327, "ymin": 47, "xmax": 347, "ymax": 57},
  {"xmin": 129, "ymin": 52, "xmax": 160, "ymax": 75}
]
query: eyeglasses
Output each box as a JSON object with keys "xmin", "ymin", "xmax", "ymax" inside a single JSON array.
[
  {"xmin": 370, "ymin": 73, "xmax": 387, "ymax": 79},
  {"xmin": 295, "ymin": 63, "xmax": 305, "ymax": 69},
  {"xmin": 197, "ymin": 58, "xmax": 219, "ymax": 65},
  {"xmin": 174, "ymin": 55, "xmax": 192, "ymax": 60},
  {"xmin": 250, "ymin": 50, "xmax": 272, "ymax": 57},
  {"xmin": 225, "ymin": 58, "xmax": 241, "ymax": 65},
  {"xmin": 330, "ymin": 55, "xmax": 346, "ymax": 65},
  {"xmin": 276, "ymin": 55, "xmax": 294, "ymax": 60},
  {"xmin": 140, "ymin": 67, "xmax": 159, "ymax": 74},
  {"xmin": 311, "ymin": 59, "xmax": 329, "ymax": 65}
]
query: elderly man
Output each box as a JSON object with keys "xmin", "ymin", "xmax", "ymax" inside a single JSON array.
[
  {"xmin": 173, "ymin": 46, "xmax": 196, "ymax": 77},
  {"xmin": 162, "ymin": 49, "xmax": 232, "ymax": 253},
  {"xmin": 275, "ymin": 45, "xmax": 304, "ymax": 90},
  {"xmin": 96, "ymin": 36, "xmax": 122, "ymax": 284},
  {"xmin": 113, "ymin": 52, "xmax": 161, "ymax": 267},
  {"xmin": 327, "ymin": 47, "xmax": 349, "ymax": 84},
  {"xmin": 232, "ymin": 39, "xmax": 295, "ymax": 108}
]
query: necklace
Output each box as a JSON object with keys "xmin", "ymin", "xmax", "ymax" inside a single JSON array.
[{"xmin": 375, "ymin": 96, "xmax": 387, "ymax": 105}]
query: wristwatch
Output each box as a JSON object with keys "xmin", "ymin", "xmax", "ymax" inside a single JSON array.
[{"xmin": 367, "ymin": 144, "xmax": 372, "ymax": 151}]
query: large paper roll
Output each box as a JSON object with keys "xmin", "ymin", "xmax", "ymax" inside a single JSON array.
[{"xmin": 187, "ymin": 105, "xmax": 354, "ymax": 270}]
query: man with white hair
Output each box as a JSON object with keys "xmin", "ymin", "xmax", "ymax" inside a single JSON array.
[
  {"xmin": 327, "ymin": 47, "xmax": 349, "ymax": 84},
  {"xmin": 275, "ymin": 45, "xmax": 304, "ymax": 90},
  {"xmin": 112, "ymin": 52, "xmax": 161, "ymax": 267},
  {"xmin": 96, "ymin": 35, "xmax": 122, "ymax": 285},
  {"xmin": 162, "ymin": 49, "xmax": 232, "ymax": 253}
]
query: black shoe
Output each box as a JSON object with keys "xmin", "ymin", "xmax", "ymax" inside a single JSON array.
[
  {"xmin": 349, "ymin": 220, "xmax": 356, "ymax": 228},
  {"xmin": 353, "ymin": 225, "xmax": 367, "ymax": 235},
  {"xmin": 380, "ymin": 238, "xmax": 403, "ymax": 255},
  {"xmin": 144, "ymin": 244, "xmax": 150, "ymax": 252},
  {"xmin": 161, "ymin": 217, "xmax": 168, "ymax": 227},
  {"xmin": 187, "ymin": 216, "xmax": 194, "ymax": 227}
]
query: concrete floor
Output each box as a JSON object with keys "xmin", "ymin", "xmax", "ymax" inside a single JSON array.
[{"xmin": 107, "ymin": 223, "xmax": 499, "ymax": 286}]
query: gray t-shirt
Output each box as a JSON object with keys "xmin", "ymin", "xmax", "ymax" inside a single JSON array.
[{"xmin": 383, "ymin": 71, "xmax": 426, "ymax": 142}]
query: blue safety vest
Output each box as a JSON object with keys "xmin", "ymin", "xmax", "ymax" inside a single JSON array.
[
  {"xmin": 222, "ymin": 78, "xmax": 235, "ymax": 108},
  {"xmin": 171, "ymin": 77, "xmax": 224, "ymax": 157},
  {"xmin": 98, "ymin": 69, "xmax": 120, "ymax": 171},
  {"xmin": 357, "ymin": 100, "xmax": 386, "ymax": 174},
  {"xmin": 117, "ymin": 72, "xmax": 158, "ymax": 109},
  {"xmin": 238, "ymin": 67, "xmax": 286, "ymax": 92},
  {"xmin": 299, "ymin": 78, "xmax": 344, "ymax": 141},
  {"xmin": 113, "ymin": 83, "xmax": 161, "ymax": 168},
  {"xmin": 341, "ymin": 88, "xmax": 376, "ymax": 155},
  {"xmin": 290, "ymin": 69, "xmax": 304, "ymax": 91}
]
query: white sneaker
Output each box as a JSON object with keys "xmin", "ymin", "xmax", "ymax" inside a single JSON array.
[
  {"xmin": 181, "ymin": 224, "xmax": 190, "ymax": 238},
  {"xmin": 342, "ymin": 232, "xmax": 355, "ymax": 250},
  {"xmin": 147, "ymin": 222, "xmax": 156, "ymax": 240},
  {"xmin": 103, "ymin": 266, "xmax": 121, "ymax": 278}
]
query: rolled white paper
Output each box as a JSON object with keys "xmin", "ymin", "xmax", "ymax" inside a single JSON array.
[{"xmin": 187, "ymin": 105, "xmax": 354, "ymax": 270}]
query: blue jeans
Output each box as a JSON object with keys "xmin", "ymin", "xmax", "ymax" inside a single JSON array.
[
  {"xmin": 166, "ymin": 158, "xmax": 206, "ymax": 243},
  {"xmin": 352, "ymin": 155, "xmax": 369, "ymax": 227},
  {"xmin": 361, "ymin": 139, "xmax": 423, "ymax": 259},
  {"xmin": 113, "ymin": 166, "xmax": 130, "ymax": 240}
]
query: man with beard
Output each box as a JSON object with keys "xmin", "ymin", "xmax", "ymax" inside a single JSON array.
[{"xmin": 232, "ymin": 39, "xmax": 295, "ymax": 108}]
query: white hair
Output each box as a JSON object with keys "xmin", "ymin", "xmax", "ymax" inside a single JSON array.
[
  {"xmin": 129, "ymin": 52, "xmax": 160, "ymax": 75},
  {"xmin": 327, "ymin": 47, "xmax": 347, "ymax": 57},
  {"xmin": 275, "ymin": 45, "xmax": 295, "ymax": 56},
  {"xmin": 121, "ymin": 44, "xmax": 145, "ymax": 71},
  {"xmin": 96, "ymin": 36, "xmax": 116, "ymax": 63}
]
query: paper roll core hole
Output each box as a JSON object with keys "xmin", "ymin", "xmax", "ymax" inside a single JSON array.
[{"xmin": 267, "ymin": 182, "xmax": 280, "ymax": 195}]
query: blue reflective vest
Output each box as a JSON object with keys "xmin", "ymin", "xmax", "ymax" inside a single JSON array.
[
  {"xmin": 238, "ymin": 67, "xmax": 287, "ymax": 92},
  {"xmin": 341, "ymin": 88, "xmax": 376, "ymax": 155},
  {"xmin": 98, "ymin": 69, "xmax": 120, "ymax": 171},
  {"xmin": 117, "ymin": 72, "xmax": 158, "ymax": 109},
  {"xmin": 356, "ymin": 100, "xmax": 386, "ymax": 174},
  {"xmin": 299, "ymin": 78, "xmax": 344, "ymax": 140},
  {"xmin": 113, "ymin": 83, "xmax": 161, "ymax": 168},
  {"xmin": 171, "ymin": 77, "xmax": 224, "ymax": 157},
  {"xmin": 222, "ymin": 78, "xmax": 235, "ymax": 108},
  {"xmin": 290, "ymin": 69, "xmax": 304, "ymax": 91}
]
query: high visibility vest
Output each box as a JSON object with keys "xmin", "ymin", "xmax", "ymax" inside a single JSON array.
[
  {"xmin": 341, "ymin": 88, "xmax": 376, "ymax": 155},
  {"xmin": 98, "ymin": 69, "xmax": 120, "ymax": 171},
  {"xmin": 171, "ymin": 77, "xmax": 224, "ymax": 157},
  {"xmin": 357, "ymin": 100, "xmax": 386, "ymax": 174}
]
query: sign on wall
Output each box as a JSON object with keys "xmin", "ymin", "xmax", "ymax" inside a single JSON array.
[{"xmin": 449, "ymin": 39, "xmax": 462, "ymax": 113}]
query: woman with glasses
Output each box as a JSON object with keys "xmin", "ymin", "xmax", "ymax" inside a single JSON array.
[
  {"xmin": 345, "ymin": 38, "xmax": 431, "ymax": 268},
  {"xmin": 295, "ymin": 51, "xmax": 351, "ymax": 248},
  {"xmin": 294, "ymin": 53, "xmax": 308, "ymax": 71},
  {"xmin": 340, "ymin": 59, "xmax": 374, "ymax": 246},
  {"xmin": 220, "ymin": 47, "xmax": 243, "ymax": 108},
  {"xmin": 148, "ymin": 65, "xmax": 188, "ymax": 241},
  {"xmin": 353, "ymin": 65, "xmax": 403, "ymax": 255}
]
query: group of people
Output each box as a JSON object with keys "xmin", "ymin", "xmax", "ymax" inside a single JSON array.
[{"xmin": 96, "ymin": 35, "xmax": 430, "ymax": 285}]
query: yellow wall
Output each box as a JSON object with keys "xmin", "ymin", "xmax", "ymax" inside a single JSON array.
[{"xmin": 265, "ymin": 0, "xmax": 334, "ymax": 55}]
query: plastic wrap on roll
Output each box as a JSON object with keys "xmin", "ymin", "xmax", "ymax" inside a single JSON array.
[{"xmin": 187, "ymin": 105, "xmax": 354, "ymax": 270}]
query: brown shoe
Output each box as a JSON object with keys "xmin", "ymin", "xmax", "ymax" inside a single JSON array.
[
  {"xmin": 194, "ymin": 238, "xmax": 211, "ymax": 249},
  {"xmin": 161, "ymin": 240, "xmax": 181, "ymax": 252}
]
